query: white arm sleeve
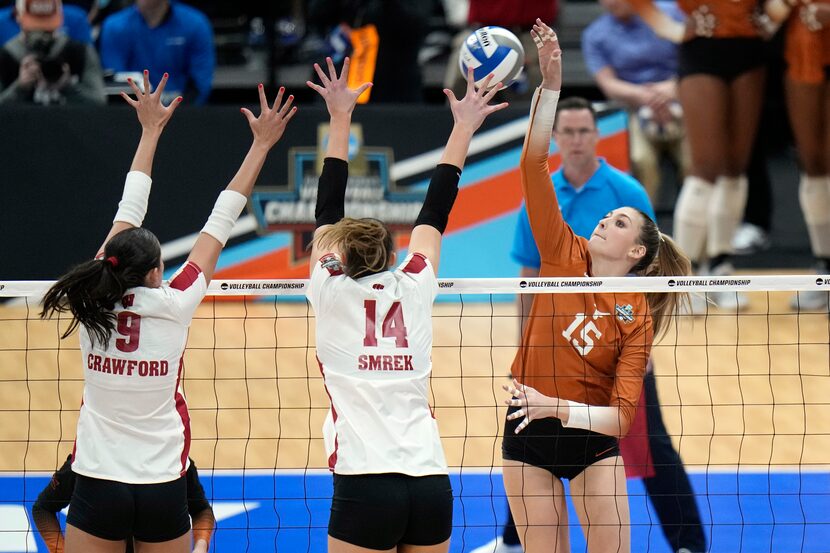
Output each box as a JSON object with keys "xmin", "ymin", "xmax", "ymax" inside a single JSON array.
[
  {"xmin": 201, "ymin": 190, "xmax": 248, "ymax": 246},
  {"xmin": 562, "ymin": 400, "xmax": 625, "ymax": 437},
  {"xmin": 113, "ymin": 171, "xmax": 152, "ymax": 226}
]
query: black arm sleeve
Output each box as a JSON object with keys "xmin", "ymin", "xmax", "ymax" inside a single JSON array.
[
  {"xmin": 32, "ymin": 455, "xmax": 75, "ymax": 514},
  {"xmin": 413, "ymin": 163, "xmax": 461, "ymax": 234},
  {"xmin": 314, "ymin": 157, "xmax": 349, "ymax": 228}
]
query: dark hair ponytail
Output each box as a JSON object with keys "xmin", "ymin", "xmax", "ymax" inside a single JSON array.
[
  {"xmin": 41, "ymin": 228, "xmax": 161, "ymax": 346},
  {"xmin": 633, "ymin": 211, "xmax": 691, "ymax": 338}
]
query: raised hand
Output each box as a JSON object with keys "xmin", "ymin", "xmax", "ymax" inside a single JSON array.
[
  {"xmin": 240, "ymin": 84, "xmax": 297, "ymax": 150},
  {"xmin": 443, "ymin": 68, "xmax": 509, "ymax": 134},
  {"xmin": 306, "ymin": 56, "xmax": 372, "ymax": 118},
  {"xmin": 530, "ymin": 18, "xmax": 562, "ymax": 91},
  {"xmin": 121, "ymin": 70, "xmax": 182, "ymax": 132}
]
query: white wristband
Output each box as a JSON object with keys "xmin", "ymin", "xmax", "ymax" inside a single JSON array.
[
  {"xmin": 113, "ymin": 171, "xmax": 152, "ymax": 227},
  {"xmin": 201, "ymin": 190, "xmax": 247, "ymax": 246},
  {"xmin": 563, "ymin": 400, "xmax": 622, "ymax": 437}
]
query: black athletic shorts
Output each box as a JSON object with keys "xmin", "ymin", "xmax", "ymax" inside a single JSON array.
[
  {"xmin": 66, "ymin": 474, "xmax": 190, "ymax": 543},
  {"xmin": 328, "ymin": 473, "xmax": 453, "ymax": 550},
  {"xmin": 502, "ymin": 406, "xmax": 620, "ymax": 480},
  {"xmin": 678, "ymin": 37, "xmax": 766, "ymax": 82}
]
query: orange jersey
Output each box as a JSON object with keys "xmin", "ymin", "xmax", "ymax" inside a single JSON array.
[
  {"xmin": 630, "ymin": 0, "xmax": 763, "ymax": 38},
  {"xmin": 512, "ymin": 89, "xmax": 653, "ymax": 431},
  {"xmin": 785, "ymin": 1, "xmax": 830, "ymax": 84}
]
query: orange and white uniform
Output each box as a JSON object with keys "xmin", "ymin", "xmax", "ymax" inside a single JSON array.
[{"xmin": 785, "ymin": 0, "xmax": 830, "ymax": 84}]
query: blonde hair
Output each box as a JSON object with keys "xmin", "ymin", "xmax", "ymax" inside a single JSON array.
[
  {"xmin": 632, "ymin": 211, "xmax": 692, "ymax": 337},
  {"xmin": 315, "ymin": 218, "xmax": 394, "ymax": 278}
]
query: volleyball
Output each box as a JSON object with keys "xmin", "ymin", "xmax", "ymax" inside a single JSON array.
[{"xmin": 458, "ymin": 26, "xmax": 525, "ymax": 89}]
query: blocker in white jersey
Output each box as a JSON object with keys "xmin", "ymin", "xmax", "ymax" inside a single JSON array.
[
  {"xmin": 40, "ymin": 73, "xmax": 295, "ymax": 550},
  {"xmin": 73, "ymin": 261, "xmax": 206, "ymax": 484},
  {"xmin": 306, "ymin": 55, "xmax": 506, "ymax": 552},
  {"xmin": 309, "ymin": 252, "xmax": 446, "ymax": 476}
]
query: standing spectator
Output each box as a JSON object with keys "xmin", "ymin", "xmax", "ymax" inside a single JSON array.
[
  {"xmin": 444, "ymin": 0, "xmax": 559, "ymax": 100},
  {"xmin": 0, "ymin": 0, "xmax": 105, "ymax": 105},
  {"xmin": 0, "ymin": 0, "xmax": 91, "ymax": 45},
  {"xmin": 766, "ymin": 0, "xmax": 830, "ymax": 309},
  {"xmin": 629, "ymin": 0, "xmax": 768, "ymax": 311},
  {"xmin": 100, "ymin": 0, "xmax": 215, "ymax": 105},
  {"xmin": 582, "ymin": 0, "xmax": 689, "ymax": 204}
]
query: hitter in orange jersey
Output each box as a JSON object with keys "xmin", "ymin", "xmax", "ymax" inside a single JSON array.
[{"xmin": 501, "ymin": 20, "xmax": 691, "ymax": 553}]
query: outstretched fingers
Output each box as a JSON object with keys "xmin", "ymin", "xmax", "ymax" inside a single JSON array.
[
  {"xmin": 154, "ymin": 72, "xmax": 169, "ymax": 98},
  {"xmin": 277, "ymin": 93, "xmax": 295, "ymax": 116},
  {"xmin": 126, "ymin": 77, "xmax": 142, "ymax": 98},
  {"xmin": 142, "ymin": 69, "xmax": 151, "ymax": 96},
  {"xmin": 258, "ymin": 83, "xmax": 268, "ymax": 113},
  {"xmin": 313, "ymin": 62, "xmax": 331, "ymax": 88},
  {"xmin": 271, "ymin": 86, "xmax": 285, "ymax": 111},
  {"xmin": 326, "ymin": 56, "xmax": 339, "ymax": 82},
  {"xmin": 119, "ymin": 90, "xmax": 138, "ymax": 107}
]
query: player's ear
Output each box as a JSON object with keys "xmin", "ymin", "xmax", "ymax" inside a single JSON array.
[{"xmin": 388, "ymin": 251, "xmax": 397, "ymax": 269}]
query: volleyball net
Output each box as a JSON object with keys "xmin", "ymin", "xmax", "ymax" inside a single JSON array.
[{"xmin": 1, "ymin": 275, "xmax": 829, "ymax": 553}]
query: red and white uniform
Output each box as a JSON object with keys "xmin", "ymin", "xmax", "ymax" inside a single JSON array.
[
  {"xmin": 72, "ymin": 262, "xmax": 206, "ymax": 484},
  {"xmin": 308, "ymin": 252, "xmax": 447, "ymax": 476}
]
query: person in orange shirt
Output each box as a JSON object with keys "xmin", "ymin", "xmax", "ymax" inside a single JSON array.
[
  {"xmin": 501, "ymin": 19, "xmax": 691, "ymax": 553},
  {"xmin": 628, "ymin": 0, "xmax": 766, "ymax": 309},
  {"xmin": 767, "ymin": 0, "xmax": 830, "ymax": 309}
]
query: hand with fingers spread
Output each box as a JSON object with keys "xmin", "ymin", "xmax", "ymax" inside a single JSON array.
[
  {"xmin": 503, "ymin": 379, "xmax": 560, "ymax": 433},
  {"xmin": 240, "ymin": 84, "xmax": 297, "ymax": 150},
  {"xmin": 121, "ymin": 70, "xmax": 182, "ymax": 132},
  {"xmin": 306, "ymin": 56, "xmax": 371, "ymax": 118},
  {"xmin": 443, "ymin": 67, "xmax": 510, "ymax": 135},
  {"xmin": 531, "ymin": 18, "xmax": 562, "ymax": 92}
]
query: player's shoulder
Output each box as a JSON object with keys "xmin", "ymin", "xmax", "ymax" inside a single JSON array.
[{"xmin": 397, "ymin": 252, "xmax": 431, "ymax": 276}]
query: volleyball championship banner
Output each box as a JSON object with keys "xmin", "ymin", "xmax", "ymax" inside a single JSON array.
[{"xmin": 0, "ymin": 105, "xmax": 628, "ymax": 282}]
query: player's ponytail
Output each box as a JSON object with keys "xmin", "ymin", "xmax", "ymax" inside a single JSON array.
[
  {"xmin": 632, "ymin": 211, "xmax": 691, "ymax": 337},
  {"xmin": 41, "ymin": 228, "xmax": 161, "ymax": 346},
  {"xmin": 315, "ymin": 218, "xmax": 394, "ymax": 279}
]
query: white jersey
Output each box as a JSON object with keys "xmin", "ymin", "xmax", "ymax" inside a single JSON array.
[
  {"xmin": 308, "ymin": 252, "xmax": 447, "ymax": 476},
  {"xmin": 72, "ymin": 261, "xmax": 206, "ymax": 484}
]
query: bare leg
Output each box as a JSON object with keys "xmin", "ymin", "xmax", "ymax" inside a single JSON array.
[
  {"xmin": 570, "ymin": 456, "xmax": 630, "ymax": 553},
  {"xmin": 502, "ymin": 460, "xmax": 570, "ymax": 553}
]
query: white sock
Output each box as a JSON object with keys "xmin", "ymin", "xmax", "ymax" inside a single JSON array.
[
  {"xmin": 707, "ymin": 175, "xmax": 748, "ymax": 258},
  {"xmin": 673, "ymin": 175, "xmax": 712, "ymax": 263},
  {"xmin": 799, "ymin": 174, "xmax": 830, "ymax": 258}
]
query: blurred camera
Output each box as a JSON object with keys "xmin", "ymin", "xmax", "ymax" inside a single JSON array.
[{"xmin": 26, "ymin": 31, "xmax": 66, "ymax": 83}]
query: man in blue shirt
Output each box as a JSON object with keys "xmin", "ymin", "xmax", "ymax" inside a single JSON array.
[
  {"xmin": 581, "ymin": 0, "xmax": 687, "ymax": 203},
  {"xmin": 0, "ymin": 2, "xmax": 91, "ymax": 45},
  {"xmin": 474, "ymin": 97, "xmax": 704, "ymax": 553},
  {"xmin": 100, "ymin": 0, "xmax": 214, "ymax": 105}
]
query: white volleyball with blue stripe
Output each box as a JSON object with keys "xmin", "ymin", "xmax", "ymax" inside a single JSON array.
[{"xmin": 459, "ymin": 26, "xmax": 525, "ymax": 89}]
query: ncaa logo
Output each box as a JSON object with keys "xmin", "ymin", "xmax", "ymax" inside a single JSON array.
[
  {"xmin": 519, "ymin": 281, "xmax": 527, "ymax": 289},
  {"xmin": 221, "ymin": 282, "xmax": 229, "ymax": 290},
  {"xmin": 668, "ymin": 279, "xmax": 676, "ymax": 287}
]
